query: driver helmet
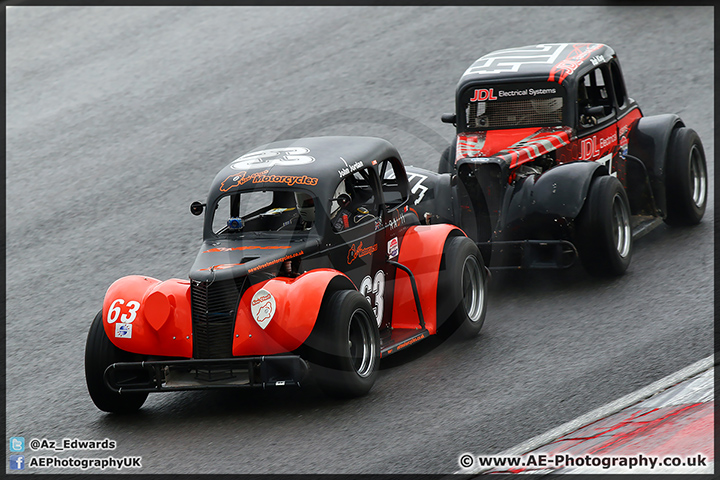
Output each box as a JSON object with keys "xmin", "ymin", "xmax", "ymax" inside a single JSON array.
[
  {"xmin": 330, "ymin": 181, "xmax": 349, "ymax": 217},
  {"xmin": 531, "ymin": 97, "xmax": 562, "ymax": 114},
  {"xmin": 295, "ymin": 192, "xmax": 315, "ymax": 223}
]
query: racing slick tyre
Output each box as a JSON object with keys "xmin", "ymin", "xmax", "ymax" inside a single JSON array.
[
  {"xmin": 437, "ymin": 236, "xmax": 488, "ymax": 338},
  {"xmin": 664, "ymin": 127, "xmax": 708, "ymax": 226},
  {"xmin": 85, "ymin": 310, "xmax": 149, "ymax": 413},
  {"xmin": 576, "ymin": 175, "xmax": 632, "ymax": 276},
  {"xmin": 304, "ymin": 290, "xmax": 380, "ymax": 398},
  {"xmin": 438, "ymin": 144, "xmax": 456, "ymax": 174}
]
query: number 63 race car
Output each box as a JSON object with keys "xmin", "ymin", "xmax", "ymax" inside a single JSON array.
[
  {"xmin": 430, "ymin": 43, "xmax": 708, "ymax": 275},
  {"xmin": 85, "ymin": 136, "xmax": 487, "ymax": 413}
]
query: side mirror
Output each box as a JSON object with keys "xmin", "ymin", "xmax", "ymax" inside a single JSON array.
[
  {"xmin": 441, "ymin": 113, "xmax": 457, "ymax": 125},
  {"xmin": 333, "ymin": 193, "xmax": 351, "ymax": 209},
  {"xmin": 190, "ymin": 201, "xmax": 205, "ymax": 216}
]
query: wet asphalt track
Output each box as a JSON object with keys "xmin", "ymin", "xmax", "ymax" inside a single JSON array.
[{"xmin": 6, "ymin": 6, "xmax": 713, "ymax": 474}]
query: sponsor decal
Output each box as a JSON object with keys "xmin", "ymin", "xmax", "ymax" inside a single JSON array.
[
  {"xmin": 580, "ymin": 132, "xmax": 617, "ymax": 160},
  {"xmin": 203, "ymin": 245, "xmax": 290, "ymax": 253},
  {"xmin": 387, "ymin": 237, "xmax": 399, "ymax": 259},
  {"xmin": 397, "ymin": 332, "xmax": 426, "ymax": 350},
  {"xmin": 230, "ymin": 147, "xmax": 314, "ymax": 170},
  {"xmin": 548, "ymin": 43, "xmax": 604, "ymax": 83},
  {"xmin": 250, "ymin": 289, "xmax": 276, "ymax": 329},
  {"xmin": 115, "ymin": 323, "xmax": 132, "ymax": 339},
  {"xmin": 496, "ymin": 87, "xmax": 558, "ymax": 98},
  {"xmin": 220, "ymin": 170, "xmax": 318, "ymax": 192},
  {"xmin": 247, "ymin": 250, "xmax": 304, "ymax": 273},
  {"xmin": 347, "ymin": 241, "xmax": 378, "ymax": 265},
  {"xmin": 470, "ymin": 88, "xmax": 497, "ymax": 102}
]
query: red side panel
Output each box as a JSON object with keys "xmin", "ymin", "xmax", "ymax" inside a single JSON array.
[
  {"xmin": 232, "ymin": 269, "xmax": 350, "ymax": 356},
  {"xmin": 391, "ymin": 224, "xmax": 463, "ymax": 334},
  {"xmin": 103, "ymin": 276, "xmax": 193, "ymax": 357}
]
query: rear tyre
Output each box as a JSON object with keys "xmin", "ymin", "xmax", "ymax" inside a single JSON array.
[
  {"xmin": 576, "ymin": 175, "xmax": 632, "ymax": 276},
  {"xmin": 438, "ymin": 144, "xmax": 456, "ymax": 174},
  {"xmin": 304, "ymin": 290, "xmax": 380, "ymax": 398},
  {"xmin": 664, "ymin": 127, "xmax": 707, "ymax": 225},
  {"xmin": 437, "ymin": 236, "xmax": 488, "ymax": 337},
  {"xmin": 85, "ymin": 310, "xmax": 148, "ymax": 413}
]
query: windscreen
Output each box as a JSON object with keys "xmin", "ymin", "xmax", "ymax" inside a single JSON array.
[
  {"xmin": 211, "ymin": 189, "xmax": 319, "ymax": 238},
  {"xmin": 461, "ymin": 83, "xmax": 564, "ymax": 130}
]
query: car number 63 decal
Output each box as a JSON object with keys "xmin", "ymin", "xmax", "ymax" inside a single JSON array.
[
  {"xmin": 359, "ymin": 270, "xmax": 385, "ymax": 326},
  {"xmin": 107, "ymin": 299, "xmax": 140, "ymax": 324}
]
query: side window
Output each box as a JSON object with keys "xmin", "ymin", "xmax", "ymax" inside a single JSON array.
[
  {"xmin": 330, "ymin": 167, "xmax": 380, "ymax": 232},
  {"xmin": 578, "ymin": 67, "xmax": 615, "ymax": 129},
  {"xmin": 379, "ymin": 158, "xmax": 409, "ymax": 211}
]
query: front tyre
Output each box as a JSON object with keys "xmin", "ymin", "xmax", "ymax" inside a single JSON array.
[
  {"xmin": 664, "ymin": 127, "xmax": 708, "ymax": 225},
  {"xmin": 576, "ymin": 175, "xmax": 632, "ymax": 276},
  {"xmin": 85, "ymin": 310, "xmax": 148, "ymax": 413},
  {"xmin": 304, "ymin": 290, "xmax": 380, "ymax": 398},
  {"xmin": 437, "ymin": 235, "xmax": 488, "ymax": 337}
]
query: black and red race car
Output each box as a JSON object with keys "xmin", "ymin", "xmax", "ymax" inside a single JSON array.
[
  {"xmin": 85, "ymin": 136, "xmax": 487, "ymax": 412},
  {"xmin": 423, "ymin": 43, "xmax": 707, "ymax": 275}
]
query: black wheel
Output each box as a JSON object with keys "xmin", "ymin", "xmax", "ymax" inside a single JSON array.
[
  {"xmin": 85, "ymin": 310, "xmax": 148, "ymax": 413},
  {"xmin": 664, "ymin": 127, "xmax": 708, "ymax": 225},
  {"xmin": 437, "ymin": 236, "xmax": 488, "ymax": 337},
  {"xmin": 438, "ymin": 144, "xmax": 456, "ymax": 174},
  {"xmin": 303, "ymin": 290, "xmax": 380, "ymax": 398},
  {"xmin": 576, "ymin": 175, "xmax": 632, "ymax": 276}
]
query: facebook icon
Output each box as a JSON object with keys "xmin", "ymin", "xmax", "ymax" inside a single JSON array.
[{"xmin": 9, "ymin": 455, "xmax": 25, "ymax": 470}]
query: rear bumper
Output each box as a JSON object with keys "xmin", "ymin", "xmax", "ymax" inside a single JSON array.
[{"xmin": 104, "ymin": 355, "xmax": 309, "ymax": 393}]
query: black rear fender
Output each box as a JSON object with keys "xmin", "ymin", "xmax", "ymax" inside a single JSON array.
[
  {"xmin": 503, "ymin": 161, "xmax": 605, "ymax": 236},
  {"xmin": 627, "ymin": 113, "xmax": 685, "ymax": 215}
]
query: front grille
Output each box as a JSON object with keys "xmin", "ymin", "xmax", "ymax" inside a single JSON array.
[{"xmin": 191, "ymin": 278, "xmax": 246, "ymax": 359}]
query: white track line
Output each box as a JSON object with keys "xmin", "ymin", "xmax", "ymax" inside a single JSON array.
[{"xmin": 456, "ymin": 354, "xmax": 715, "ymax": 474}]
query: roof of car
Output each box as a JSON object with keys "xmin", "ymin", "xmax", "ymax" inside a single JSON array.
[
  {"xmin": 207, "ymin": 136, "xmax": 400, "ymax": 204},
  {"xmin": 458, "ymin": 43, "xmax": 616, "ymax": 91}
]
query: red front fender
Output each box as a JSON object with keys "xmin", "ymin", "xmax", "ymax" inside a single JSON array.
[
  {"xmin": 102, "ymin": 275, "xmax": 193, "ymax": 357},
  {"xmin": 232, "ymin": 269, "xmax": 351, "ymax": 356}
]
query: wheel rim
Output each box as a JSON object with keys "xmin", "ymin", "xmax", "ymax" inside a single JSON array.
[
  {"xmin": 461, "ymin": 255, "xmax": 484, "ymax": 322},
  {"xmin": 611, "ymin": 193, "xmax": 631, "ymax": 258},
  {"xmin": 347, "ymin": 308, "xmax": 376, "ymax": 378},
  {"xmin": 689, "ymin": 145, "xmax": 707, "ymax": 209}
]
